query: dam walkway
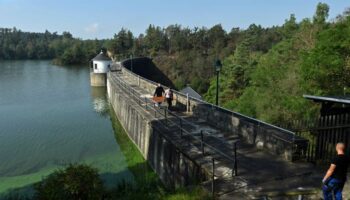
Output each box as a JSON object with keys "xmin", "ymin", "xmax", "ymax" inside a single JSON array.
[{"xmin": 108, "ymin": 69, "xmax": 323, "ymax": 199}]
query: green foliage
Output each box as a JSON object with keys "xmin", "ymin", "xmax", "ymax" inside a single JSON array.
[
  {"xmin": 108, "ymin": 28, "xmax": 134, "ymax": 59},
  {"xmin": 0, "ymin": 28, "xmax": 106, "ymax": 65},
  {"xmin": 105, "ymin": 23, "xmax": 283, "ymax": 95},
  {"xmin": 33, "ymin": 164, "xmax": 105, "ymax": 200},
  {"xmin": 214, "ymin": 30, "xmax": 316, "ymax": 124},
  {"xmin": 204, "ymin": 40, "xmax": 259, "ymax": 105},
  {"xmin": 301, "ymin": 15, "xmax": 350, "ymax": 95},
  {"xmin": 282, "ymin": 14, "xmax": 299, "ymax": 39},
  {"xmin": 109, "ymin": 108, "xmax": 165, "ymax": 199},
  {"xmin": 174, "ymin": 78, "xmax": 186, "ymax": 90},
  {"xmin": 204, "ymin": 3, "xmax": 350, "ymax": 127},
  {"xmin": 313, "ymin": 3, "xmax": 330, "ymax": 25},
  {"xmin": 144, "ymin": 25, "xmax": 169, "ymax": 55},
  {"xmin": 165, "ymin": 187, "xmax": 211, "ymax": 200},
  {"xmin": 1, "ymin": 191, "xmax": 32, "ymax": 200}
]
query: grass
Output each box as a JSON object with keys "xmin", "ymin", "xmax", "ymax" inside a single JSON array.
[
  {"xmin": 109, "ymin": 107, "xmax": 165, "ymax": 199},
  {"xmin": 109, "ymin": 106, "xmax": 211, "ymax": 200},
  {"xmin": 166, "ymin": 187, "xmax": 212, "ymax": 200}
]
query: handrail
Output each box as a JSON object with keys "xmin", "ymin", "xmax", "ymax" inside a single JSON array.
[
  {"xmin": 119, "ymin": 62, "xmax": 297, "ymax": 137},
  {"xmin": 109, "ymin": 72, "xmax": 239, "ymax": 170}
]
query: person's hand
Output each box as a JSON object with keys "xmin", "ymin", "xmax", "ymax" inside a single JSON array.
[{"xmin": 322, "ymin": 178, "xmax": 329, "ymax": 184}]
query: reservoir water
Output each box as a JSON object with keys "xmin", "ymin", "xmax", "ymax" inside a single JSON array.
[{"xmin": 0, "ymin": 60, "xmax": 133, "ymax": 195}]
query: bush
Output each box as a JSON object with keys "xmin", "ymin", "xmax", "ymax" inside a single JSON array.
[{"xmin": 34, "ymin": 164, "xmax": 105, "ymax": 200}]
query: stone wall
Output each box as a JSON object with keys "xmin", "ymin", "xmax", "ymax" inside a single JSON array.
[
  {"xmin": 120, "ymin": 61, "xmax": 308, "ymax": 161},
  {"xmin": 122, "ymin": 57, "xmax": 175, "ymax": 88},
  {"xmin": 107, "ymin": 73, "xmax": 208, "ymax": 188},
  {"xmin": 90, "ymin": 72, "xmax": 107, "ymax": 86}
]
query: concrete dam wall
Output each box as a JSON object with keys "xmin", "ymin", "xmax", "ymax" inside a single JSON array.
[
  {"xmin": 107, "ymin": 72, "xmax": 208, "ymax": 188},
  {"xmin": 106, "ymin": 59, "xmax": 322, "ymax": 199}
]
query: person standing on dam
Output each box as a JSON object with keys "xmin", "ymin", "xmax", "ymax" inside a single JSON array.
[
  {"xmin": 165, "ymin": 87, "xmax": 173, "ymax": 110},
  {"xmin": 153, "ymin": 83, "xmax": 165, "ymax": 107},
  {"xmin": 322, "ymin": 142, "xmax": 349, "ymax": 200}
]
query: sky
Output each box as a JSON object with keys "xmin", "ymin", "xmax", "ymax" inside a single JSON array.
[{"xmin": 0, "ymin": 0, "xmax": 349, "ymax": 39}]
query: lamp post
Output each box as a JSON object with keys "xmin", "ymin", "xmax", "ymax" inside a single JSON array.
[{"xmin": 215, "ymin": 59, "xmax": 222, "ymax": 106}]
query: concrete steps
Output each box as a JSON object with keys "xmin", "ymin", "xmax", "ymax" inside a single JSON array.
[{"xmin": 202, "ymin": 172, "xmax": 320, "ymax": 199}]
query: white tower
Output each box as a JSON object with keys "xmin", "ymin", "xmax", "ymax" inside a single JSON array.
[{"xmin": 90, "ymin": 51, "xmax": 112, "ymax": 87}]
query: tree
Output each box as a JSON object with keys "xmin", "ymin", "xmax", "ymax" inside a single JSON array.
[
  {"xmin": 0, "ymin": 27, "xmax": 103, "ymax": 64},
  {"xmin": 144, "ymin": 25, "xmax": 168, "ymax": 55},
  {"xmin": 108, "ymin": 28, "xmax": 134, "ymax": 59},
  {"xmin": 313, "ymin": 2, "xmax": 329, "ymax": 25},
  {"xmin": 203, "ymin": 4, "xmax": 336, "ymax": 125},
  {"xmin": 189, "ymin": 27, "xmax": 209, "ymax": 54},
  {"xmin": 207, "ymin": 24, "xmax": 227, "ymax": 55},
  {"xmin": 301, "ymin": 15, "xmax": 350, "ymax": 95},
  {"xmin": 165, "ymin": 24, "xmax": 191, "ymax": 53},
  {"xmin": 62, "ymin": 31, "xmax": 73, "ymax": 39},
  {"xmin": 282, "ymin": 14, "xmax": 298, "ymax": 39},
  {"xmin": 34, "ymin": 164, "xmax": 105, "ymax": 200},
  {"xmin": 204, "ymin": 40, "xmax": 254, "ymax": 105}
]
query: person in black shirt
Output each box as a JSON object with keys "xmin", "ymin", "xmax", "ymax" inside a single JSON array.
[
  {"xmin": 154, "ymin": 84, "xmax": 164, "ymax": 97},
  {"xmin": 153, "ymin": 83, "xmax": 164, "ymax": 106},
  {"xmin": 322, "ymin": 142, "xmax": 349, "ymax": 200}
]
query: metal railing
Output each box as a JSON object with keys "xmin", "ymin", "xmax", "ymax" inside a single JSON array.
[
  {"xmin": 119, "ymin": 62, "xmax": 303, "ymax": 142},
  {"xmin": 120, "ymin": 60, "xmax": 296, "ymax": 134},
  {"xmin": 109, "ymin": 72, "xmax": 239, "ymax": 196}
]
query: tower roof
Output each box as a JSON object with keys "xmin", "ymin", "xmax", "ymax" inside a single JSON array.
[
  {"xmin": 180, "ymin": 86, "xmax": 202, "ymax": 100},
  {"xmin": 92, "ymin": 51, "xmax": 111, "ymax": 61}
]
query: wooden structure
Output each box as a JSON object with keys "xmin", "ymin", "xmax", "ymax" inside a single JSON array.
[{"xmin": 296, "ymin": 95, "xmax": 350, "ymax": 163}]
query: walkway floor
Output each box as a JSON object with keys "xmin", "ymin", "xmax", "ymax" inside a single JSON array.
[{"xmin": 114, "ymin": 72, "xmax": 326, "ymax": 199}]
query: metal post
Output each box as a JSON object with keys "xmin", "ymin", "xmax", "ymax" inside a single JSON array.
[
  {"xmin": 216, "ymin": 70, "xmax": 219, "ymax": 106},
  {"xmin": 186, "ymin": 93, "xmax": 189, "ymax": 113},
  {"xmin": 145, "ymin": 97, "xmax": 148, "ymax": 110},
  {"xmin": 212, "ymin": 158, "xmax": 215, "ymax": 198},
  {"xmin": 164, "ymin": 109, "xmax": 167, "ymax": 125},
  {"xmin": 233, "ymin": 142, "xmax": 238, "ymax": 176},
  {"xmin": 130, "ymin": 54, "xmax": 133, "ymax": 72},
  {"xmin": 180, "ymin": 118, "xmax": 183, "ymax": 138},
  {"xmin": 154, "ymin": 104, "xmax": 156, "ymax": 117},
  {"xmin": 201, "ymin": 130, "xmax": 204, "ymax": 155}
]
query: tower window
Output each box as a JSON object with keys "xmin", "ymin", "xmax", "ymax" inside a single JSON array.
[{"xmin": 94, "ymin": 64, "xmax": 97, "ymax": 70}]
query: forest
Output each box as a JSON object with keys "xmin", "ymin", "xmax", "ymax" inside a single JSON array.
[
  {"xmin": 0, "ymin": 28, "xmax": 106, "ymax": 65},
  {"xmin": 1, "ymin": 3, "xmax": 349, "ymax": 126}
]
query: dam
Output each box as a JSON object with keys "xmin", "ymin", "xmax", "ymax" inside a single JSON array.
[{"xmin": 107, "ymin": 58, "xmax": 323, "ymax": 199}]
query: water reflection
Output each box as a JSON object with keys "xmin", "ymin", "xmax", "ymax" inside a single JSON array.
[
  {"xmin": 0, "ymin": 61, "xmax": 132, "ymax": 196},
  {"xmin": 90, "ymin": 87, "xmax": 109, "ymax": 117}
]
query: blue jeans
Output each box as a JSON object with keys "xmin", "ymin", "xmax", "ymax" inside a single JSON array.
[{"xmin": 323, "ymin": 178, "xmax": 345, "ymax": 200}]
